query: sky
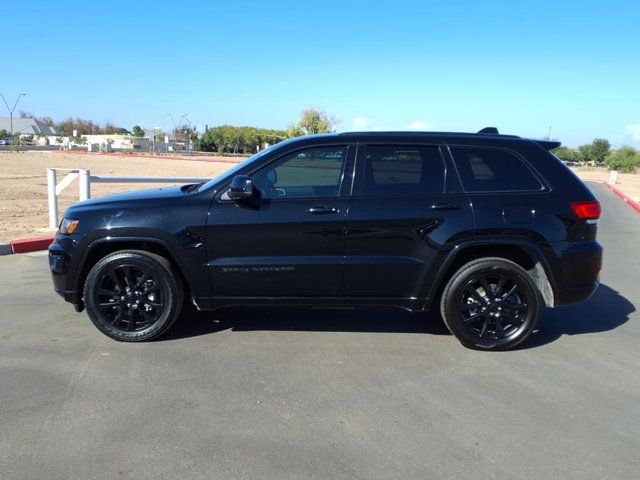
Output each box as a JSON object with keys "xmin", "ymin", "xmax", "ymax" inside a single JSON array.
[{"xmin": 1, "ymin": 0, "xmax": 639, "ymax": 147}]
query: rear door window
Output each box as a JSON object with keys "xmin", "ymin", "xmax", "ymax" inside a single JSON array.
[
  {"xmin": 358, "ymin": 145, "xmax": 445, "ymax": 196},
  {"xmin": 450, "ymin": 146, "xmax": 543, "ymax": 192}
]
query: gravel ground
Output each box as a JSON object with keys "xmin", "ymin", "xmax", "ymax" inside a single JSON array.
[{"xmin": 0, "ymin": 151, "xmax": 244, "ymax": 242}]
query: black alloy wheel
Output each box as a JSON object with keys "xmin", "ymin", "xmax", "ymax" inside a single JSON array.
[
  {"xmin": 458, "ymin": 271, "xmax": 529, "ymax": 340},
  {"xmin": 440, "ymin": 257, "xmax": 540, "ymax": 350},
  {"xmin": 83, "ymin": 250, "xmax": 183, "ymax": 341},
  {"xmin": 95, "ymin": 265, "xmax": 165, "ymax": 332}
]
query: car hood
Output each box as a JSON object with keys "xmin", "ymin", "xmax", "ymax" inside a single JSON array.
[{"xmin": 72, "ymin": 185, "xmax": 194, "ymax": 208}]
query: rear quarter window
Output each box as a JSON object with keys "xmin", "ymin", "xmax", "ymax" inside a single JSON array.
[{"xmin": 450, "ymin": 146, "xmax": 543, "ymax": 192}]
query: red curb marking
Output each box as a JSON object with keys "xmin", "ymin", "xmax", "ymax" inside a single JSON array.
[
  {"xmin": 605, "ymin": 182, "xmax": 640, "ymax": 214},
  {"xmin": 11, "ymin": 236, "xmax": 54, "ymax": 254}
]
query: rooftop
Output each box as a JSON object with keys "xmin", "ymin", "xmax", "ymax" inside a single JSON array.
[{"xmin": 0, "ymin": 117, "xmax": 57, "ymax": 135}]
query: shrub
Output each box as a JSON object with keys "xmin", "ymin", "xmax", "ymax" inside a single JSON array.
[{"xmin": 605, "ymin": 147, "xmax": 640, "ymax": 173}]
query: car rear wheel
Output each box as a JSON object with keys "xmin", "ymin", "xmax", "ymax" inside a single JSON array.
[
  {"xmin": 83, "ymin": 250, "xmax": 183, "ymax": 342},
  {"xmin": 440, "ymin": 257, "xmax": 540, "ymax": 350}
]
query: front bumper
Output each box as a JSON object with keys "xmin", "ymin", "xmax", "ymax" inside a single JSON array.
[{"xmin": 49, "ymin": 234, "xmax": 84, "ymax": 311}]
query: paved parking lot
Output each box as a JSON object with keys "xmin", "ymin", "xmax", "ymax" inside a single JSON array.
[{"xmin": 1, "ymin": 182, "xmax": 638, "ymax": 480}]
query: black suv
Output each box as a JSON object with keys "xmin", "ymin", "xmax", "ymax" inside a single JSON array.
[{"xmin": 49, "ymin": 129, "xmax": 602, "ymax": 350}]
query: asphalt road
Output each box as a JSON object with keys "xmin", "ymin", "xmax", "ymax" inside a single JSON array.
[{"xmin": 1, "ymin": 182, "xmax": 638, "ymax": 480}]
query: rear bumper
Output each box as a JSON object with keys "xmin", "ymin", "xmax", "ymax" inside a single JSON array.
[
  {"xmin": 556, "ymin": 282, "xmax": 599, "ymax": 306},
  {"xmin": 551, "ymin": 240, "xmax": 602, "ymax": 307}
]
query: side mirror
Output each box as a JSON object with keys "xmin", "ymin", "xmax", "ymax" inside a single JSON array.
[{"xmin": 227, "ymin": 175, "xmax": 254, "ymax": 201}]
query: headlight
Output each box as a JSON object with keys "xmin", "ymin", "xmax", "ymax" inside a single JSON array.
[{"xmin": 59, "ymin": 218, "xmax": 80, "ymax": 234}]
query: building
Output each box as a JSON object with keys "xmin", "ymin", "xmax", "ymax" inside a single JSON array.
[{"xmin": 0, "ymin": 117, "xmax": 57, "ymax": 136}]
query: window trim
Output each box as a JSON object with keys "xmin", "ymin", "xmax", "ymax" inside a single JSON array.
[
  {"xmin": 446, "ymin": 144, "xmax": 548, "ymax": 194},
  {"xmin": 352, "ymin": 142, "xmax": 449, "ymax": 198},
  {"xmin": 216, "ymin": 143, "xmax": 354, "ymax": 202}
]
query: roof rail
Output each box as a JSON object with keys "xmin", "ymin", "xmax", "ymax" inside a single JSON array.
[{"xmin": 477, "ymin": 127, "xmax": 499, "ymax": 134}]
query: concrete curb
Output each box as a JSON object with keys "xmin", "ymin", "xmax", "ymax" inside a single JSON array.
[
  {"xmin": 0, "ymin": 236, "xmax": 55, "ymax": 256},
  {"xmin": 605, "ymin": 182, "xmax": 640, "ymax": 214}
]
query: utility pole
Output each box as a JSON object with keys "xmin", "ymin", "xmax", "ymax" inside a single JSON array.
[
  {"xmin": 167, "ymin": 113, "xmax": 189, "ymax": 148},
  {"xmin": 0, "ymin": 93, "xmax": 27, "ymax": 146}
]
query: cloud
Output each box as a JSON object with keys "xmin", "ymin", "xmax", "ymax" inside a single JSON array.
[
  {"xmin": 626, "ymin": 124, "xmax": 640, "ymax": 141},
  {"xmin": 406, "ymin": 120, "xmax": 433, "ymax": 131},
  {"xmin": 351, "ymin": 116, "xmax": 380, "ymax": 131}
]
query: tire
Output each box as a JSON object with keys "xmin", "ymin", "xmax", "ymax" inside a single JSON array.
[
  {"xmin": 440, "ymin": 257, "xmax": 540, "ymax": 350},
  {"xmin": 83, "ymin": 250, "xmax": 184, "ymax": 342}
]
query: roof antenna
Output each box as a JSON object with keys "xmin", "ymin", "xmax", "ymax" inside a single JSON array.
[{"xmin": 478, "ymin": 127, "xmax": 499, "ymax": 134}]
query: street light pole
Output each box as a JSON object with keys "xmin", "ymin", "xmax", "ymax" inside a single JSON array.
[{"xmin": 0, "ymin": 93, "xmax": 27, "ymax": 145}]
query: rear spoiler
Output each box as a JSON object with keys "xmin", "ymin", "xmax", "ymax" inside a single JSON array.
[{"xmin": 534, "ymin": 139, "xmax": 561, "ymax": 151}]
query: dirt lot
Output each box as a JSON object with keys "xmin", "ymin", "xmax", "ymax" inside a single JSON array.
[
  {"xmin": 0, "ymin": 151, "xmax": 245, "ymax": 242},
  {"xmin": 0, "ymin": 152, "xmax": 638, "ymax": 242},
  {"xmin": 571, "ymin": 166, "xmax": 640, "ymax": 202}
]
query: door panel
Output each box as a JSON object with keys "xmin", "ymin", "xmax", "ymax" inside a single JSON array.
[
  {"xmin": 206, "ymin": 145, "xmax": 353, "ymax": 298},
  {"xmin": 344, "ymin": 144, "xmax": 473, "ymax": 299},
  {"xmin": 344, "ymin": 195, "xmax": 472, "ymax": 298}
]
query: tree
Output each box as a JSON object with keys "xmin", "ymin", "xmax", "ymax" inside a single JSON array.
[
  {"xmin": 0, "ymin": 129, "xmax": 9, "ymax": 139},
  {"xmin": 285, "ymin": 124, "xmax": 304, "ymax": 139},
  {"xmin": 197, "ymin": 125, "xmax": 287, "ymax": 153},
  {"xmin": 132, "ymin": 125, "xmax": 145, "ymax": 137},
  {"xmin": 577, "ymin": 138, "xmax": 611, "ymax": 165},
  {"xmin": 577, "ymin": 144, "xmax": 593, "ymax": 164},
  {"xmin": 590, "ymin": 138, "xmax": 611, "ymax": 164},
  {"xmin": 552, "ymin": 146, "xmax": 582, "ymax": 163},
  {"xmin": 103, "ymin": 122, "xmax": 130, "ymax": 135},
  {"xmin": 297, "ymin": 108, "xmax": 340, "ymax": 135}
]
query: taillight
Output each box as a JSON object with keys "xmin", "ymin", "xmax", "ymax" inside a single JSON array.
[{"xmin": 571, "ymin": 201, "xmax": 601, "ymax": 220}]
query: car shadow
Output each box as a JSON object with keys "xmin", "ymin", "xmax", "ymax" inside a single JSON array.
[
  {"xmin": 164, "ymin": 305, "xmax": 450, "ymax": 341},
  {"xmin": 518, "ymin": 283, "xmax": 635, "ymax": 349},
  {"xmin": 164, "ymin": 283, "xmax": 634, "ymax": 349}
]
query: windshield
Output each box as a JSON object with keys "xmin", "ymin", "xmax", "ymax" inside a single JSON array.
[{"xmin": 197, "ymin": 141, "xmax": 291, "ymax": 191}]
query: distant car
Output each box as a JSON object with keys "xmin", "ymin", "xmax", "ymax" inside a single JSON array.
[
  {"xmin": 49, "ymin": 128, "xmax": 602, "ymax": 350},
  {"xmin": 0, "ymin": 139, "xmax": 10, "ymax": 145}
]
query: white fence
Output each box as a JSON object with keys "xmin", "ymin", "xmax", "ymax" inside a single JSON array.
[{"xmin": 47, "ymin": 168, "xmax": 207, "ymax": 229}]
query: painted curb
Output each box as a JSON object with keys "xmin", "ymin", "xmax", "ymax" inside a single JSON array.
[
  {"xmin": 0, "ymin": 243, "xmax": 12, "ymax": 256},
  {"xmin": 10, "ymin": 236, "xmax": 54, "ymax": 254},
  {"xmin": 605, "ymin": 182, "xmax": 640, "ymax": 214}
]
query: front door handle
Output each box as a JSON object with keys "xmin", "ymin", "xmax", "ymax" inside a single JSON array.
[
  {"xmin": 431, "ymin": 202, "xmax": 461, "ymax": 211},
  {"xmin": 308, "ymin": 206, "xmax": 339, "ymax": 215}
]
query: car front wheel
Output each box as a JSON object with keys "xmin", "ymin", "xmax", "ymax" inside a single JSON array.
[
  {"xmin": 440, "ymin": 257, "xmax": 540, "ymax": 350},
  {"xmin": 83, "ymin": 250, "xmax": 184, "ymax": 342}
]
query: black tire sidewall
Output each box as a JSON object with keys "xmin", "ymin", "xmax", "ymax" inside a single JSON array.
[
  {"xmin": 441, "ymin": 259, "xmax": 540, "ymax": 350},
  {"xmin": 84, "ymin": 252, "xmax": 181, "ymax": 342}
]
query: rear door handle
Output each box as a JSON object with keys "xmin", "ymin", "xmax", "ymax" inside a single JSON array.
[
  {"xmin": 308, "ymin": 206, "xmax": 339, "ymax": 214},
  {"xmin": 431, "ymin": 202, "xmax": 461, "ymax": 211}
]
